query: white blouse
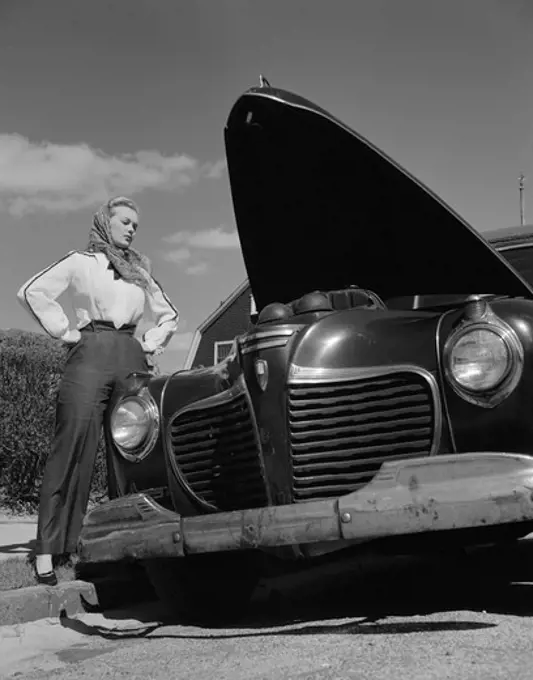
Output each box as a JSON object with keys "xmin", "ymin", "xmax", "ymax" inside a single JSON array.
[{"xmin": 17, "ymin": 251, "xmax": 179, "ymax": 354}]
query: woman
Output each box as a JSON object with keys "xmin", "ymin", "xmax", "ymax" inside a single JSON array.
[{"xmin": 17, "ymin": 196, "xmax": 179, "ymax": 584}]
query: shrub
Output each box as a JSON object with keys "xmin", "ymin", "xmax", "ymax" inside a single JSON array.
[{"xmin": 0, "ymin": 329, "xmax": 107, "ymax": 512}]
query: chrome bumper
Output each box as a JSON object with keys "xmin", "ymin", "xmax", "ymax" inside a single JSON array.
[{"xmin": 78, "ymin": 452, "xmax": 533, "ymax": 563}]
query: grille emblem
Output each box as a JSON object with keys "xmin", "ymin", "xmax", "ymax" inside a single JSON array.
[{"xmin": 254, "ymin": 359, "xmax": 269, "ymax": 391}]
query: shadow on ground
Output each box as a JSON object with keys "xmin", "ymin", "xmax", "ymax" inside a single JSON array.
[
  {"xmin": 0, "ymin": 539, "xmax": 36, "ymax": 559},
  {"xmin": 58, "ymin": 540, "xmax": 533, "ymax": 641}
]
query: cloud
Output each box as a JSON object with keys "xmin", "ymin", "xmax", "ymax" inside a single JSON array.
[
  {"xmin": 161, "ymin": 225, "xmax": 239, "ymax": 273},
  {"xmin": 185, "ymin": 262, "xmax": 208, "ymax": 275},
  {"xmin": 162, "ymin": 248, "xmax": 192, "ymax": 264},
  {"xmin": 163, "ymin": 225, "xmax": 240, "ymax": 250},
  {"xmin": 203, "ymin": 159, "xmax": 227, "ymax": 179},
  {"xmin": 165, "ymin": 331, "xmax": 194, "ymax": 352},
  {"xmin": 0, "ymin": 133, "xmax": 224, "ymax": 216}
]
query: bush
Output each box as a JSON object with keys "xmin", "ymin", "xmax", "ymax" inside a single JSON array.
[{"xmin": 0, "ymin": 329, "xmax": 108, "ymax": 512}]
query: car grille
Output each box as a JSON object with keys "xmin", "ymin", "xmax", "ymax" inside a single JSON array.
[
  {"xmin": 288, "ymin": 371, "xmax": 436, "ymax": 501},
  {"xmin": 168, "ymin": 392, "xmax": 267, "ymax": 511}
]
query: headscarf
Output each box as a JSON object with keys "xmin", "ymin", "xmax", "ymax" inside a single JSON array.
[{"xmin": 87, "ymin": 196, "xmax": 152, "ymax": 290}]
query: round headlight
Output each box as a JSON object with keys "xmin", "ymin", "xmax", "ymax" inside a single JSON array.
[
  {"xmin": 111, "ymin": 397, "xmax": 153, "ymax": 450},
  {"xmin": 448, "ymin": 328, "xmax": 510, "ymax": 392}
]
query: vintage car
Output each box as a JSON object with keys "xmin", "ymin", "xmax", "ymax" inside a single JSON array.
[{"xmin": 79, "ymin": 81, "xmax": 533, "ymax": 622}]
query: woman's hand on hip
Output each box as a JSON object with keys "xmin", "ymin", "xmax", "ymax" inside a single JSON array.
[
  {"xmin": 61, "ymin": 329, "xmax": 82, "ymax": 344},
  {"xmin": 138, "ymin": 338, "xmax": 155, "ymax": 355}
]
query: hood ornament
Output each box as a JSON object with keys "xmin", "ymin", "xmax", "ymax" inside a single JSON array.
[
  {"xmin": 259, "ymin": 74, "xmax": 271, "ymax": 88},
  {"xmin": 254, "ymin": 359, "xmax": 269, "ymax": 391}
]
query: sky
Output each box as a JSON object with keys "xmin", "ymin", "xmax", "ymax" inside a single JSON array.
[{"xmin": 2, "ymin": 0, "xmax": 533, "ymax": 371}]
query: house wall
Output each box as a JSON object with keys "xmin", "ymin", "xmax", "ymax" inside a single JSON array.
[{"xmin": 191, "ymin": 284, "xmax": 253, "ymax": 368}]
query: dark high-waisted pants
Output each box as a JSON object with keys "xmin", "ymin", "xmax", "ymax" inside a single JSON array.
[{"xmin": 36, "ymin": 321, "xmax": 149, "ymax": 555}]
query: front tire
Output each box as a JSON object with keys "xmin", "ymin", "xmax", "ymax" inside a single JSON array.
[{"xmin": 144, "ymin": 550, "xmax": 262, "ymax": 625}]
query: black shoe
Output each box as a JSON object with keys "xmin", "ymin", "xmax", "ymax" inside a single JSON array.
[{"xmin": 35, "ymin": 569, "xmax": 58, "ymax": 586}]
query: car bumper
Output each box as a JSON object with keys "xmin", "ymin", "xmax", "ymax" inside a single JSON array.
[{"xmin": 78, "ymin": 452, "xmax": 533, "ymax": 563}]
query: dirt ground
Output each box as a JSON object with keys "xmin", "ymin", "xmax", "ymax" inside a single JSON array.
[{"xmin": 3, "ymin": 544, "xmax": 533, "ymax": 680}]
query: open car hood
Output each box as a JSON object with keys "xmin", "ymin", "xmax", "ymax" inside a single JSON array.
[{"xmin": 224, "ymin": 85, "xmax": 533, "ymax": 311}]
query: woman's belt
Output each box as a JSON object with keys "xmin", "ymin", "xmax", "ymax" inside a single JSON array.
[{"xmin": 82, "ymin": 320, "xmax": 136, "ymax": 335}]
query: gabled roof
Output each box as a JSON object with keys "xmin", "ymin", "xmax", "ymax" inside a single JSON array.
[
  {"xmin": 197, "ymin": 279, "xmax": 250, "ymax": 333},
  {"xmin": 183, "ymin": 279, "xmax": 250, "ymax": 369}
]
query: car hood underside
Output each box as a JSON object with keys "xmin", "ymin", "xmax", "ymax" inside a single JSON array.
[{"xmin": 225, "ymin": 85, "xmax": 533, "ymax": 311}]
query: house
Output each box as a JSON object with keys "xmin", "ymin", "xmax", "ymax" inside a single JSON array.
[
  {"xmin": 184, "ymin": 280, "xmax": 256, "ymax": 369},
  {"xmin": 184, "ymin": 225, "xmax": 533, "ymax": 369}
]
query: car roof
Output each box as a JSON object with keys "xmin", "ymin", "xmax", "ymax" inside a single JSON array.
[{"xmin": 484, "ymin": 224, "xmax": 533, "ymax": 248}]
